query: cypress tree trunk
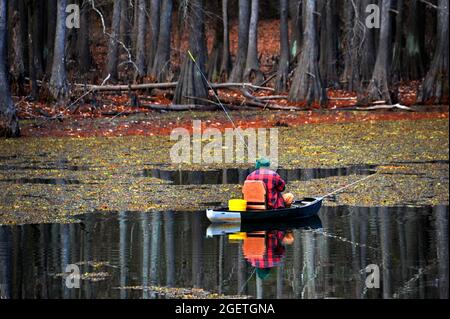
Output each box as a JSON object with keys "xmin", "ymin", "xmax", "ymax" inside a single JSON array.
[
  {"xmin": 220, "ymin": 0, "xmax": 232, "ymax": 81},
  {"xmin": 49, "ymin": 0, "xmax": 69, "ymax": 103},
  {"xmin": 105, "ymin": 0, "xmax": 122, "ymax": 82},
  {"xmin": 359, "ymin": 0, "xmax": 376, "ymax": 85},
  {"xmin": 0, "ymin": 0, "xmax": 20, "ymax": 137},
  {"xmin": 319, "ymin": 0, "xmax": 339, "ymax": 88},
  {"xmin": 151, "ymin": 0, "xmax": 173, "ymax": 82},
  {"xmin": 275, "ymin": 0, "xmax": 290, "ymax": 93},
  {"xmin": 10, "ymin": 1, "xmax": 25, "ymax": 94},
  {"xmin": 66, "ymin": 3, "xmax": 79, "ymax": 69},
  {"xmin": 403, "ymin": 0, "xmax": 425, "ymax": 80},
  {"xmin": 173, "ymin": 0, "xmax": 208, "ymax": 105},
  {"xmin": 132, "ymin": 0, "xmax": 139, "ymax": 55},
  {"xmin": 45, "ymin": 0, "xmax": 57, "ymax": 73},
  {"xmin": 392, "ymin": 0, "xmax": 404, "ymax": 82},
  {"xmin": 206, "ymin": 0, "xmax": 223, "ymax": 82},
  {"xmin": 135, "ymin": 0, "xmax": 147, "ymax": 79},
  {"xmin": 147, "ymin": 0, "xmax": 161, "ymax": 73},
  {"xmin": 288, "ymin": 0, "xmax": 327, "ymax": 106},
  {"xmin": 27, "ymin": 2, "xmax": 38, "ymax": 100},
  {"xmin": 417, "ymin": 0, "xmax": 449, "ymax": 104},
  {"xmin": 120, "ymin": 0, "xmax": 131, "ymax": 49},
  {"xmin": 228, "ymin": 0, "xmax": 250, "ymax": 83},
  {"xmin": 78, "ymin": 0, "xmax": 92, "ymax": 74},
  {"xmin": 244, "ymin": 0, "xmax": 263, "ymax": 83},
  {"xmin": 31, "ymin": 0, "xmax": 44, "ymax": 79},
  {"xmin": 365, "ymin": 0, "xmax": 394, "ymax": 104},
  {"xmin": 341, "ymin": 0, "xmax": 361, "ymax": 92},
  {"xmin": 289, "ymin": 0, "xmax": 302, "ymax": 60},
  {"xmin": 18, "ymin": 0, "xmax": 28, "ymax": 77}
]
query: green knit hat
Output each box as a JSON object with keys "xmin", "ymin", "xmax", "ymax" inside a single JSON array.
[{"xmin": 255, "ymin": 157, "xmax": 271, "ymax": 169}]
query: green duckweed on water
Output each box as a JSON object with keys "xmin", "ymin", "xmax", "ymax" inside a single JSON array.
[{"xmin": 0, "ymin": 118, "xmax": 448, "ymax": 225}]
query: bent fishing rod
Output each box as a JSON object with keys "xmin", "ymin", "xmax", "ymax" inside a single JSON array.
[{"xmin": 319, "ymin": 173, "xmax": 379, "ymax": 200}]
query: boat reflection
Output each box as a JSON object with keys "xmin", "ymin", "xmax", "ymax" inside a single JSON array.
[{"xmin": 206, "ymin": 216, "xmax": 323, "ymax": 298}]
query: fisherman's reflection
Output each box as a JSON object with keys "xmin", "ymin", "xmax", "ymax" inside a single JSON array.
[{"xmin": 242, "ymin": 230, "xmax": 294, "ymax": 280}]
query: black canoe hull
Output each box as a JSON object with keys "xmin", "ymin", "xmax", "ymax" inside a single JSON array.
[{"xmin": 206, "ymin": 197, "xmax": 323, "ymax": 223}]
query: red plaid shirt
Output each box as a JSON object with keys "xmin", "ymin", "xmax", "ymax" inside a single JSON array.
[
  {"xmin": 246, "ymin": 168, "xmax": 286, "ymax": 209},
  {"xmin": 245, "ymin": 231, "xmax": 286, "ymax": 269}
]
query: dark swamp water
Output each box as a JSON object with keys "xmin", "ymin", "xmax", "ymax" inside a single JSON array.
[{"xmin": 0, "ymin": 205, "xmax": 448, "ymax": 299}]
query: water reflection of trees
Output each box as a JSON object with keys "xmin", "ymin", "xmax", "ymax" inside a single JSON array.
[{"xmin": 0, "ymin": 205, "xmax": 448, "ymax": 299}]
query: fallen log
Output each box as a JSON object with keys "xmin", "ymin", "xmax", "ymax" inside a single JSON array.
[
  {"xmin": 73, "ymin": 82, "xmax": 275, "ymax": 92},
  {"xmin": 73, "ymin": 82, "xmax": 178, "ymax": 91},
  {"xmin": 141, "ymin": 104, "xmax": 219, "ymax": 111},
  {"xmin": 186, "ymin": 95, "xmax": 302, "ymax": 111},
  {"xmin": 337, "ymin": 103, "xmax": 415, "ymax": 112},
  {"xmin": 256, "ymin": 95, "xmax": 289, "ymax": 101},
  {"xmin": 355, "ymin": 104, "xmax": 414, "ymax": 111}
]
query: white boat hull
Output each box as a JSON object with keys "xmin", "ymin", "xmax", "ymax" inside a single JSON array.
[{"xmin": 206, "ymin": 209, "xmax": 241, "ymax": 223}]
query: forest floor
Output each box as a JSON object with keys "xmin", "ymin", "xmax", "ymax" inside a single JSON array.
[{"xmin": 0, "ymin": 110, "xmax": 448, "ymax": 225}]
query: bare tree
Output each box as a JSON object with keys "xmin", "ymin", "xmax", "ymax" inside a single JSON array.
[
  {"xmin": 403, "ymin": 0, "xmax": 425, "ymax": 81},
  {"xmin": 220, "ymin": 0, "xmax": 232, "ymax": 80},
  {"xmin": 228, "ymin": 0, "xmax": 250, "ymax": 83},
  {"xmin": 120, "ymin": 0, "xmax": 131, "ymax": 49},
  {"xmin": 341, "ymin": 0, "xmax": 361, "ymax": 93},
  {"xmin": 173, "ymin": 0, "xmax": 208, "ymax": 105},
  {"xmin": 244, "ymin": 0, "xmax": 263, "ymax": 83},
  {"xmin": 359, "ymin": 0, "xmax": 376, "ymax": 85},
  {"xmin": 289, "ymin": 0, "xmax": 327, "ymax": 106},
  {"xmin": 49, "ymin": 0, "xmax": 69, "ymax": 103},
  {"xmin": 45, "ymin": 0, "xmax": 57, "ymax": 73},
  {"xmin": 417, "ymin": 0, "xmax": 449, "ymax": 104},
  {"xmin": 9, "ymin": 1, "xmax": 25, "ymax": 94},
  {"xmin": 289, "ymin": 0, "xmax": 302, "ymax": 61},
  {"xmin": 78, "ymin": 0, "xmax": 92, "ymax": 74},
  {"xmin": 150, "ymin": 0, "xmax": 173, "ymax": 82},
  {"xmin": 147, "ymin": 0, "xmax": 161, "ymax": 71},
  {"xmin": 206, "ymin": 0, "xmax": 224, "ymax": 81},
  {"xmin": 319, "ymin": 0, "xmax": 339, "ymax": 88},
  {"xmin": 275, "ymin": 0, "xmax": 290, "ymax": 92},
  {"xmin": 105, "ymin": 0, "xmax": 122, "ymax": 82},
  {"xmin": 0, "ymin": 0, "xmax": 20, "ymax": 137},
  {"xmin": 135, "ymin": 0, "xmax": 147, "ymax": 79},
  {"xmin": 365, "ymin": 0, "xmax": 394, "ymax": 104}
]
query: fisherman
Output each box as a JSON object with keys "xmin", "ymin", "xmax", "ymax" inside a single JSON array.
[{"xmin": 246, "ymin": 158, "xmax": 294, "ymax": 209}]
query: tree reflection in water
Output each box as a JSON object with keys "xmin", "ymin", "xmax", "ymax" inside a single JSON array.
[{"xmin": 0, "ymin": 205, "xmax": 448, "ymax": 299}]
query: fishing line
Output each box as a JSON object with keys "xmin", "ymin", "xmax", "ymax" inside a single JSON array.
[
  {"xmin": 187, "ymin": 50, "xmax": 250, "ymax": 151},
  {"xmin": 238, "ymin": 267, "xmax": 256, "ymax": 295}
]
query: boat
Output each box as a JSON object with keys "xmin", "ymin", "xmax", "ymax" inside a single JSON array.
[
  {"xmin": 206, "ymin": 197, "xmax": 323, "ymax": 224},
  {"xmin": 206, "ymin": 215, "xmax": 323, "ymax": 237}
]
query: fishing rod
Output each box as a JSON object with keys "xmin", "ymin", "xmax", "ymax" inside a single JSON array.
[
  {"xmin": 320, "ymin": 173, "xmax": 379, "ymax": 200},
  {"xmin": 187, "ymin": 50, "xmax": 250, "ymax": 151}
]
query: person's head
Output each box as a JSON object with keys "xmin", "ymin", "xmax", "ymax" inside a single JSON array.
[
  {"xmin": 255, "ymin": 157, "xmax": 271, "ymax": 170},
  {"xmin": 256, "ymin": 268, "xmax": 272, "ymax": 281}
]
